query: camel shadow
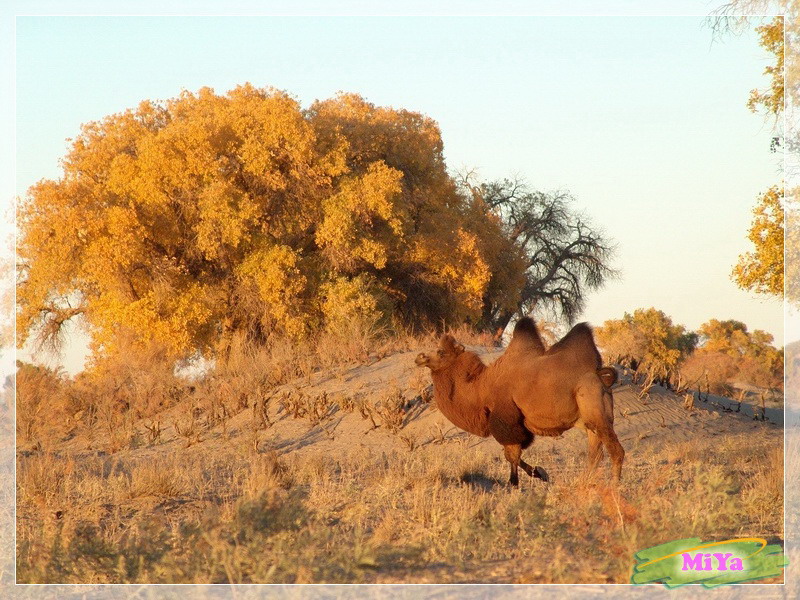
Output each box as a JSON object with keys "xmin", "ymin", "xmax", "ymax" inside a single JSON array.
[
  {"xmin": 457, "ymin": 471, "xmax": 501, "ymax": 492},
  {"xmin": 272, "ymin": 425, "xmax": 330, "ymax": 452}
]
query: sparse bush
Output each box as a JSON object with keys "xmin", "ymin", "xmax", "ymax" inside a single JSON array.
[
  {"xmin": 15, "ymin": 361, "xmax": 69, "ymax": 447},
  {"xmin": 243, "ymin": 451, "xmax": 293, "ymax": 496},
  {"xmin": 16, "ymin": 429, "xmax": 783, "ymax": 584},
  {"xmin": 13, "ymin": 311, "xmax": 785, "ymax": 585},
  {"xmin": 375, "ymin": 389, "xmax": 406, "ymax": 433},
  {"xmin": 127, "ymin": 460, "xmax": 187, "ymax": 499},
  {"xmin": 306, "ymin": 392, "xmax": 334, "ymax": 426},
  {"xmin": 679, "ymin": 351, "xmax": 739, "ymax": 396},
  {"xmin": 173, "ymin": 403, "xmax": 201, "ymax": 447}
]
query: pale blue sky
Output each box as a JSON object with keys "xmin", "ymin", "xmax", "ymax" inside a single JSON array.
[{"xmin": 11, "ymin": 7, "xmax": 788, "ymax": 373}]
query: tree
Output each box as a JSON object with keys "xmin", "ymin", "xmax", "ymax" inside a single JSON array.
[
  {"xmin": 732, "ymin": 186, "xmax": 784, "ymax": 295},
  {"xmin": 697, "ymin": 319, "xmax": 753, "ymax": 356},
  {"xmin": 594, "ymin": 308, "xmax": 697, "ymax": 380},
  {"xmin": 700, "ymin": 319, "xmax": 783, "ymax": 363},
  {"xmin": 460, "ymin": 175, "xmax": 615, "ymax": 331},
  {"xmin": 732, "ymin": 14, "xmax": 786, "ymax": 297},
  {"xmin": 745, "ymin": 14, "xmax": 786, "ymax": 119},
  {"xmin": 693, "ymin": 318, "xmax": 783, "ymax": 390},
  {"xmin": 18, "ymin": 86, "xmax": 612, "ymax": 362},
  {"xmin": 679, "ymin": 352, "xmax": 740, "ymax": 396},
  {"xmin": 712, "ymin": 9, "xmax": 790, "ymax": 298}
]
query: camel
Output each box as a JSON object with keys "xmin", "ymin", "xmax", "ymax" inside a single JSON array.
[{"xmin": 415, "ymin": 318, "xmax": 623, "ymax": 486}]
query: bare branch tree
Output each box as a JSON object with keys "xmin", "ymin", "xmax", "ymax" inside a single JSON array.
[{"xmin": 460, "ymin": 175, "xmax": 616, "ymax": 331}]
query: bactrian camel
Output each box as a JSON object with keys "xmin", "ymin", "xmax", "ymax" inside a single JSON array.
[{"xmin": 415, "ymin": 318, "xmax": 623, "ymax": 486}]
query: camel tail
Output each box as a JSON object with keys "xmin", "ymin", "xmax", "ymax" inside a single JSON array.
[
  {"xmin": 597, "ymin": 366, "xmax": 618, "ymax": 389},
  {"xmin": 507, "ymin": 317, "xmax": 546, "ymax": 356}
]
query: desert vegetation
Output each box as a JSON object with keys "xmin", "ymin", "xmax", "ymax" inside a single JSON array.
[
  {"xmin": 14, "ymin": 324, "xmax": 784, "ymax": 584},
  {"xmin": 15, "ymin": 298, "xmax": 786, "ymax": 585},
  {"xmin": 12, "ymin": 14, "xmax": 789, "ymax": 583},
  {"xmin": 14, "ymin": 108, "xmax": 786, "ymax": 580},
  {"xmin": 594, "ymin": 308, "xmax": 783, "ymax": 403},
  {"xmin": 16, "ymin": 437, "xmax": 784, "ymax": 585}
]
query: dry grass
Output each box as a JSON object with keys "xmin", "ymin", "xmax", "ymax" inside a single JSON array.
[
  {"xmin": 126, "ymin": 459, "xmax": 189, "ymax": 499},
  {"xmin": 14, "ymin": 325, "xmax": 785, "ymax": 584},
  {"xmin": 16, "ymin": 430, "xmax": 783, "ymax": 584}
]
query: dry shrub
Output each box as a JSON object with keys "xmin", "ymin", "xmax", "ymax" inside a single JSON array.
[
  {"xmin": 263, "ymin": 336, "xmax": 315, "ymax": 384},
  {"xmin": 679, "ymin": 351, "xmax": 738, "ymax": 396},
  {"xmin": 212, "ymin": 321, "xmax": 385, "ymax": 400},
  {"xmin": 315, "ymin": 320, "xmax": 381, "ymax": 367},
  {"xmin": 211, "ymin": 332, "xmax": 282, "ymax": 404},
  {"xmin": 17, "ymin": 452, "xmax": 73, "ymax": 508},
  {"xmin": 737, "ymin": 355, "xmax": 783, "ymax": 391},
  {"xmin": 305, "ymin": 392, "xmax": 334, "ymax": 425},
  {"xmin": 200, "ymin": 321, "xmax": 496, "ymax": 418},
  {"xmin": 172, "ymin": 402, "xmax": 201, "ymax": 448},
  {"xmin": 445, "ymin": 322, "xmax": 497, "ymax": 348},
  {"xmin": 242, "ymin": 451, "xmax": 293, "ymax": 497},
  {"xmin": 15, "ymin": 361, "xmax": 71, "ymax": 448},
  {"xmin": 43, "ymin": 337, "xmax": 192, "ymax": 453},
  {"xmin": 80, "ymin": 337, "xmax": 186, "ymax": 417},
  {"xmin": 741, "ymin": 445, "xmax": 783, "ymax": 527},
  {"xmin": 127, "ymin": 459, "xmax": 187, "ymax": 499},
  {"xmin": 375, "ymin": 388, "xmax": 406, "ymax": 433}
]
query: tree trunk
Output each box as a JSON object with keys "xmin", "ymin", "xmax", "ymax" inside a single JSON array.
[{"xmin": 493, "ymin": 310, "xmax": 515, "ymax": 337}]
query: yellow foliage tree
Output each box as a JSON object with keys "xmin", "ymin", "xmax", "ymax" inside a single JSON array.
[
  {"xmin": 18, "ymin": 86, "xmax": 536, "ymax": 361},
  {"xmin": 731, "ymin": 187, "xmax": 784, "ymax": 296},
  {"xmin": 729, "ymin": 13, "xmax": 788, "ymax": 298},
  {"xmin": 695, "ymin": 318, "xmax": 783, "ymax": 390},
  {"xmin": 594, "ymin": 308, "xmax": 697, "ymax": 379},
  {"xmin": 746, "ymin": 15, "xmax": 785, "ymax": 117}
]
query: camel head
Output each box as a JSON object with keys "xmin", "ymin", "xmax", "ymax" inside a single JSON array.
[{"xmin": 415, "ymin": 334, "xmax": 465, "ymax": 371}]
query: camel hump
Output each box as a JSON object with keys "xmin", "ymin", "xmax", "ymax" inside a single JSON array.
[
  {"xmin": 547, "ymin": 322, "xmax": 602, "ymax": 366},
  {"xmin": 507, "ymin": 317, "xmax": 546, "ymax": 356},
  {"xmin": 597, "ymin": 366, "xmax": 618, "ymax": 388}
]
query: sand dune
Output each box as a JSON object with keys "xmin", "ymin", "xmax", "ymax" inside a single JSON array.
[{"xmin": 17, "ymin": 345, "xmax": 784, "ymax": 585}]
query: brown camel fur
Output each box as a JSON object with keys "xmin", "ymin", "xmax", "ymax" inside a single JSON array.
[
  {"xmin": 416, "ymin": 318, "xmax": 623, "ymax": 485},
  {"xmin": 415, "ymin": 318, "xmax": 549, "ymax": 485}
]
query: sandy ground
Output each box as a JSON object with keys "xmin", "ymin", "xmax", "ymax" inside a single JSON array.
[
  {"xmin": 13, "ymin": 344, "xmax": 788, "ymax": 588},
  {"xmin": 59, "ymin": 347, "xmax": 782, "ymax": 481}
]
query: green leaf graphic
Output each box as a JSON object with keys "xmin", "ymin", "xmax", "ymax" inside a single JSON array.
[{"xmin": 631, "ymin": 537, "xmax": 787, "ymax": 588}]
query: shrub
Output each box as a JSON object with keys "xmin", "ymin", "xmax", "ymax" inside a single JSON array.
[{"xmin": 679, "ymin": 351, "xmax": 738, "ymax": 396}]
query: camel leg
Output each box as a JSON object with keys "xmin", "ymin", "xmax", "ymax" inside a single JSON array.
[
  {"xmin": 488, "ymin": 404, "xmax": 545, "ymax": 486},
  {"xmin": 576, "ymin": 378, "xmax": 624, "ymax": 483},
  {"xmin": 586, "ymin": 429, "xmax": 604, "ymax": 471},
  {"xmin": 597, "ymin": 425, "xmax": 625, "ymax": 483},
  {"xmin": 520, "ymin": 459, "xmax": 549, "ymax": 482},
  {"xmin": 599, "ymin": 389, "xmax": 623, "ymax": 482},
  {"xmin": 503, "ymin": 444, "xmax": 521, "ymax": 486}
]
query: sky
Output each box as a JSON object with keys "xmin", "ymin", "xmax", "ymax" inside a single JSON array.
[{"xmin": 8, "ymin": 4, "xmax": 791, "ymax": 374}]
